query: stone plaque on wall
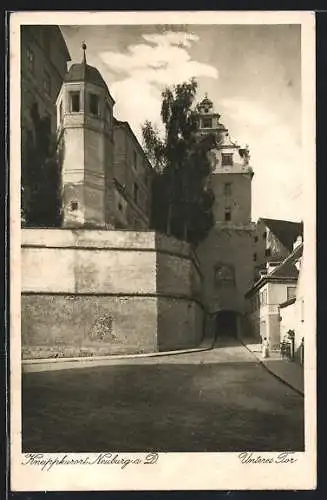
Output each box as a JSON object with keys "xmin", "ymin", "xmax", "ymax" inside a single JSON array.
[{"xmin": 214, "ymin": 262, "xmax": 235, "ymax": 288}]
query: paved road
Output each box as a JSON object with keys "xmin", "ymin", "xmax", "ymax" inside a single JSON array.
[{"xmin": 22, "ymin": 336, "xmax": 304, "ymax": 452}]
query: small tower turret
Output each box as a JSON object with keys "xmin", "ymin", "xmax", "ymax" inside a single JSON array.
[{"xmin": 56, "ymin": 43, "xmax": 115, "ymax": 227}]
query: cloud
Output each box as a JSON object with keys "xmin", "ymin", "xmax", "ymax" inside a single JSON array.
[
  {"xmin": 221, "ymin": 98, "xmax": 303, "ymax": 221},
  {"xmin": 98, "ymin": 30, "xmax": 219, "ymax": 142}
]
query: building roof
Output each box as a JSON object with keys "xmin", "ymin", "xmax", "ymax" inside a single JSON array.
[
  {"xmin": 270, "ymin": 242, "xmax": 303, "ymax": 279},
  {"xmin": 245, "ymin": 242, "xmax": 303, "ymax": 297},
  {"xmin": 65, "ymin": 63, "xmax": 109, "ymax": 91},
  {"xmin": 56, "ymin": 26, "xmax": 71, "ymax": 62},
  {"xmin": 260, "ymin": 218, "xmax": 303, "ymax": 252}
]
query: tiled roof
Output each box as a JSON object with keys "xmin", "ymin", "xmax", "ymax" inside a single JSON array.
[
  {"xmin": 270, "ymin": 243, "xmax": 303, "ymax": 279},
  {"xmin": 260, "ymin": 218, "xmax": 303, "ymax": 251},
  {"xmin": 65, "ymin": 63, "xmax": 110, "ymax": 93}
]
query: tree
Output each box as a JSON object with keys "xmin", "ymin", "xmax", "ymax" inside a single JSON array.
[
  {"xmin": 142, "ymin": 78, "xmax": 221, "ymax": 246},
  {"xmin": 22, "ymin": 103, "xmax": 62, "ymax": 227}
]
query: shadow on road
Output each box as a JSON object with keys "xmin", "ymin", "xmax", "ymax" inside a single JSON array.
[{"xmin": 22, "ymin": 359, "xmax": 304, "ymax": 453}]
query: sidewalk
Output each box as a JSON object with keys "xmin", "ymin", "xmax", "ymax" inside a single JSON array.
[
  {"xmin": 22, "ymin": 335, "xmax": 216, "ymax": 372},
  {"xmin": 241, "ymin": 338, "xmax": 304, "ymax": 396}
]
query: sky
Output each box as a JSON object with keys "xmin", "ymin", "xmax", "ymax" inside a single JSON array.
[{"xmin": 60, "ymin": 24, "xmax": 302, "ymax": 222}]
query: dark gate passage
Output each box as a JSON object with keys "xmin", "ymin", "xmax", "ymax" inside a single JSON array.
[{"xmin": 215, "ymin": 310, "xmax": 238, "ymax": 338}]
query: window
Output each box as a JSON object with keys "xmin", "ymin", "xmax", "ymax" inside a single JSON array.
[
  {"xmin": 254, "ymin": 236, "xmax": 258, "ymax": 242},
  {"xmin": 133, "ymin": 182, "xmax": 139, "ymax": 204},
  {"xmin": 265, "ymin": 248, "xmax": 271, "ymax": 257},
  {"xmin": 202, "ymin": 117, "xmax": 212, "ymax": 128},
  {"xmin": 287, "ymin": 286, "xmax": 296, "ymax": 300},
  {"xmin": 118, "ymin": 202, "xmax": 123, "ymax": 212},
  {"xmin": 70, "ymin": 92, "xmax": 80, "ymax": 112},
  {"xmin": 70, "ymin": 201, "xmax": 78, "ymax": 211},
  {"xmin": 26, "ymin": 46, "xmax": 34, "ymax": 73},
  {"xmin": 224, "ymin": 208, "xmax": 231, "ymax": 222},
  {"xmin": 89, "ymin": 93, "xmax": 99, "ymax": 116},
  {"xmin": 263, "ymin": 231, "xmax": 267, "ymax": 239},
  {"xmin": 253, "ymin": 253, "xmax": 257, "ymax": 262},
  {"xmin": 43, "ymin": 71, "xmax": 51, "ymax": 96},
  {"xmin": 224, "ymin": 182, "xmax": 232, "ymax": 196},
  {"xmin": 222, "ymin": 153, "xmax": 233, "ymax": 166},
  {"xmin": 133, "ymin": 151, "xmax": 137, "ymax": 170}
]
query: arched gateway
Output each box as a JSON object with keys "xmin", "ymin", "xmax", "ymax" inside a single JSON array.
[{"xmin": 214, "ymin": 309, "xmax": 240, "ymax": 339}]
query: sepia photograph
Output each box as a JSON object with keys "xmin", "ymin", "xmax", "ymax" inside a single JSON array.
[{"xmin": 10, "ymin": 10, "xmax": 316, "ymax": 491}]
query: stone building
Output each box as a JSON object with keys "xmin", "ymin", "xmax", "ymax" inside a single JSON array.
[
  {"xmin": 56, "ymin": 45, "xmax": 153, "ymax": 229},
  {"xmin": 21, "ymin": 25, "xmax": 71, "ymax": 221},
  {"xmin": 21, "ymin": 25, "xmax": 71, "ymax": 139},
  {"xmin": 195, "ymin": 95, "xmax": 256, "ymax": 337},
  {"xmin": 245, "ymin": 238, "xmax": 303, "ymax": 350}
]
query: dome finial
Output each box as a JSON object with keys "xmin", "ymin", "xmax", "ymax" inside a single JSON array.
[{"xmin": 82, "ymin": 41, "xmax": 87, "ymax": 64}]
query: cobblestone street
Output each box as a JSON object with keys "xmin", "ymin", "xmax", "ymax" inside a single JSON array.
[{"xmin": 22, "ymin": 337, "xmax": 304, "ymax": 452}]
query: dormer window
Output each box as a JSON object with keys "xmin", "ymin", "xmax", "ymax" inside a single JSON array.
[
  {"xmin": 202, "ymin": 117, "xmax": 212, "ymax": 128},
  {"xmin": 222, "ymin": 153, "xmax": 233, "ymax": 166},
  {"xmin": 69, "ymin": 91, "xmax": 80, "ymax": 112},
  {"xmin": 89, "ymin": 93, "xmax": 99, "ymax": 116}
]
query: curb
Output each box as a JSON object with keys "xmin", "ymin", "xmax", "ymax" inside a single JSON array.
[
  {"xmin": 22, "ymin": 338, "xmax": 215, "ymax": 366},
  {"xmin": 240, "ymin": 340, "xmax": 304, "ymax": 397}
]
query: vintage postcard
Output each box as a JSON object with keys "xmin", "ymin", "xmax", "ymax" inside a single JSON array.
[{"xmin": 10, "ymin": 10, "xmax": 316, "ymax": 491}]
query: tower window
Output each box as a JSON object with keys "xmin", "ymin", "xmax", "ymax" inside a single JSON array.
[
  {"xmin": 133, "ymin": 182, "xmax": 139, "ymax": 204},
  {"xmin": 254, "ymin": 235, "xmax": 258, "ymax": 242},
  {"xmin": 224, "ymin": 182, "xmax": 232, "ymax": 196},
  {"xmin": 202, "ymin": 117, "xmax": 212, "ymax": 128},
  {"xmin": 253, "ymin": 253, "xmax": 257, "ymax": 262},
  {"xmin": 265, "ymin": 248, "xmax": 271, "ymax": 257},
  {"xmin": 70, "ymin": 92, "xmax": 80, "ymax": 112},
  {"xmin": 222, "ymin": 153, "xmax": 233, "ymax": 166},
  {"xmin": 263, "ymin": 231, "xmax": 267, "ymax": 239},
  {"xmin": 26, "ymin": 46, "xmax": 35, "ymax": 73},
  {"xmin": 70, "ymin": 201, "xmax": 78, "ymax": 211},
  {"xmin": 224, "ymin": 208, "xmax": 232, "ymax": 222},
  {"xmin": 89, "ymin": 93, "xmax": 99, "ymax": 116}
]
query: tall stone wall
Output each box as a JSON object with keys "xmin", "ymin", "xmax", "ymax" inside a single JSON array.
[
  {"xmin": 196, "ymin": 224, "xmax": 256, "ymax": 315},
  {"xmin": 21, "ymin": 229, "xmax": 204, "ymax": 359}
]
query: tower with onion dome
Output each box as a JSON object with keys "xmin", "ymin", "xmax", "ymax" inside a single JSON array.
[{"xmin": 56, "ymin": 43, "xmax": 115, "ymax": 228}]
